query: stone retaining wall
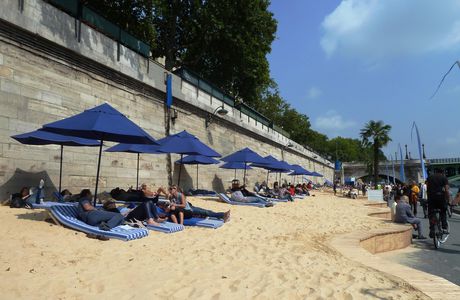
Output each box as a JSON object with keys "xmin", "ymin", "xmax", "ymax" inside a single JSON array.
[{"xmin": 0, "ymin": 0, "xmax": 333, "ymax": 199}]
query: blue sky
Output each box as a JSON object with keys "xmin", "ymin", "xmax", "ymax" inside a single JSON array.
[{"xmin": 268, "ymin": 0, "xmax": 460, "ymax": 159}]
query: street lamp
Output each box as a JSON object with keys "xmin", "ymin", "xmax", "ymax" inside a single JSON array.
[
  {"xmin": 405, "ymin": 144, "xmax": 409, "ymax": 160},
  {"xmin": 205, "ymin": 105, "xmax": 228, "ymax": 128},
  {"xmin": 422, "ymin": 144, "xmax": 426, "ymax": 159}
]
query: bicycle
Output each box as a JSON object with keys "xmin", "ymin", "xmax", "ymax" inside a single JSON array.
[{"xmin": 431, "ymin": 208, "xmax": 450, "ymax": 249}]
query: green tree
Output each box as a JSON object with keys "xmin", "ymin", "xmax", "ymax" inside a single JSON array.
[
  {"xmin": 181, "ymin": 0, "xmax": 277, "ymax": 105},
  {"xmin": 88, "ymin": 0, "xmax": 156, "ymax": 48},
  {"xmin": 360, "ymin": 121, "xmax": 392, "ymax": 185}
]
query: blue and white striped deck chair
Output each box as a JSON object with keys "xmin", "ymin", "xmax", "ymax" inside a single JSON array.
[
  {"xmin": 145, "ymin": 222, "xmax": 184, "ymax": 234},
  {"xmin": 255, "ymin": 194, "xmax": 288, "ymax": 203},
  {"xmin": 218, "ymin": 193, "xmax": 267, "ymax": 208},
  {"xmin": 49, "ymin": 205, "xmax": 149, "ymax": 241},
  {"xmin": 33, "ymin": 201, "xmax": 76, "ymax": 209},
  {"xmin": 183, "ymin": 217, "xmax": 224, "ymax": 229}
]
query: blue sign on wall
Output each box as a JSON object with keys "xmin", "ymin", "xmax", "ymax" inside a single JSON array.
[{"xmin": 335, "ymin": 160, "xmax": 342, "ymax": 171}]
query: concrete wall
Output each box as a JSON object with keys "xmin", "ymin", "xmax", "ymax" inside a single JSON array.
[{"xmin": 0, "ymin": 0, "xmax": 333, "ymax": 199}]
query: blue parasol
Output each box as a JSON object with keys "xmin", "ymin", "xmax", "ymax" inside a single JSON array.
[
  {"xmin": 11, "ymin": 129, "xmax": 100, "ymax": 193},
  {"xmin": 175, "ymin": 155, "xmax": 219, "ymax": 189},
  {"xmin": 221, "ymin": 148, "xmax": 266, "ymax": 185},
  {"xmin": 42, "ymin": 103, "xmax": 158, "ymax": 205},
  {"xmin": 157, "ymin": 130, "xmax": 221, "ymax": 186},
  {"xmin": 105, "ymin": 143, "xmax": 163, "ymax": 189}
]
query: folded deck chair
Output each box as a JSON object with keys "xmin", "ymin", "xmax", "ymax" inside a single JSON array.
[
  {"xmin": 218, "ymin": 193, "xmax": 267, "ymax": 208},
  {"xmin": 255, "ymin": 194, "xmax": 288, "ymax": 203},
  {"xmin": 32, "ymin": 201, "xmax": 76, "ymax": 209},
  {"xmin": 145, "ymin": 221, "xmax": 184, "ymax": 234},
  {"xmin": 49, "ymin": 205, "xmax": 149, "ymax": 241},
  {"xmin": 183, "ymin": 217, "xmax": 224, "ymax": 229}
]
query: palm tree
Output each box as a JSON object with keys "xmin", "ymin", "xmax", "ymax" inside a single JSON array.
[{"xmin": 360, "ymin": 120, "xmax": 392, "ymax": 186}]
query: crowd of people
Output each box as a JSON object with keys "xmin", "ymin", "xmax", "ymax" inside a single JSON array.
[{"xmin": 9, "ymin": 177, "xmax": 317, "ymax": 233}]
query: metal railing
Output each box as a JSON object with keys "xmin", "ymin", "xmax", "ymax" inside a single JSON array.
[{"xmin": 45, "ymin": 0, "xmax": 150, "ymax": 58}]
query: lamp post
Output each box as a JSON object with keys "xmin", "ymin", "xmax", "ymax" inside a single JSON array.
[
  {"xmin": 422, "ymin": 144, "xmax": 426, "ymax": 159},
  {"xmin": 281, "ymin": 142, "xmax": 293, "ymax": 160},
  {"xmin": 405, "ymin": 144, "xmax": 409, "ymax": 160},
  {"xmin": 205, "ymin": 105, "xmax": 228, "ymax": 128}
]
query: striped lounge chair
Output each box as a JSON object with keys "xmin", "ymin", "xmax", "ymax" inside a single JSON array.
[
  {"xmin": 49, "ymin": 205, "xmax": 149, "ymax": 241},
  {"xmin": 145, "ymin": 222, "xmax": 184, "ymax": 233},
  {"xmin": 218, "ymin": 193, "xmax": 268, "ymax": 208},
  {"xmin": 183, "ymin": 217, "xmax": 224, "ymax": 229}
]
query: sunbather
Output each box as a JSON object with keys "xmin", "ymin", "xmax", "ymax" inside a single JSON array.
[
  {"xmin": 230, "ymin": 180, "xmax": 274, "ymax": 206},
  {"xmin": 9, "ymin": 187, "xmax": 32, "ymax": 208},
  {"xmin": 77, "ymin": 189, "xmax": 124, "ymax": 231},
  {"xmin": 166, "ymin": 186, "xmax": 230, "ymax": 224},
  {"xmin": 141, "ymin": 183, "xmax": 169, "ymax": 202}
]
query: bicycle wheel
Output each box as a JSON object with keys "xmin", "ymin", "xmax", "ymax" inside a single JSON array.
[{"xmin": 433, "ymin": 213, "xmax": 442, "ymax": 249}]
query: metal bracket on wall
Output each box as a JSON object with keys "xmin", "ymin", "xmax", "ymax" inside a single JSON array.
[
  {"xmin": 75, "ymin": 1, "xmax": 82, "ymax": 42},
  {"xmin": 18, "ymin": 0, "xmax": 24, "ymax": 12}
]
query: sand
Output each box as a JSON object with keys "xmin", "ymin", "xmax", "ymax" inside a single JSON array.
[{"xmin": 0, "ymin": 192, "xmax": 429, "ymax": 299}]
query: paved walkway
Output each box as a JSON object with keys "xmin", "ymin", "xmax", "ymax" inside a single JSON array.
[
  {"xmin": 380, "ymin": 206, "xmax": 460, "ymax": 286},
  {"xmin": 330, "ymin": 202, "xmax": 460, "ymax": 300}
]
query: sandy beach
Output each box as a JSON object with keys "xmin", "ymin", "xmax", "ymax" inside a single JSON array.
[{"xmin": 0, "ymin": 192, "xmax": 428, "ymax": 299}]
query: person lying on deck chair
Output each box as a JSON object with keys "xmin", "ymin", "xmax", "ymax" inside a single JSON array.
[
  {"xmin": 166, "ymin": 186, "xmax": 230, "ymax": 224},
  {"xmin": 77, "ymin": 189, "xmax": 124, "ymax": 231},
  {"xmin": 230, "ymin": 180, "xmax": 274, "ymax": 207},
  {"xmin": 103, "ymin": 199, "xmax": 167, "ymax": 226}
]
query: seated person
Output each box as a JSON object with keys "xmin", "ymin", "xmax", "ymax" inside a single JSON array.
[
  {"xmin": 140, "ymin": 183, "xmax": 168, "ymax": 202},
  {"xmin": 77, "ymin": 189, "xmax": 124, "ymax": 231},
  {"xmin": 278, "ymin": 184, "xmax": 293, "ymax": 201},
  {"xmin": 230, "ymin": 180, "xmax": 273, "ymax": 207},
  {"xmin": 394, "ymin": 195, "xmax": 426, "ymax": 239},
  {"xmin": 10, "ymin": 187, "xmax": 32, "ymax": 208},
  {"xmin": 157, "ymin": 197, "xmax": 230, "ymax": 223},
  {"xmin": 288, "ymin": 184, "xmax": 296, "ymax": 196}
]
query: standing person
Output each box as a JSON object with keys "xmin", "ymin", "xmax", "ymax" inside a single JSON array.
[
  {"xmin": 427, "ymin": 169, "xmax": 450, "ymax": 238},
  {"xmin": 410, "ymin": 181, "xmax": 420, "ymax": 216},
  {"xmin": 420, "ymin": 181, "xmax": 428, "ymax": 218},
  {"xmin": 361, "ymin": 184, "xmax": 367, "ymax": 197},
  {"xmin": 333, "ymin": 181, "xmax": 338, "ymax": 195}
]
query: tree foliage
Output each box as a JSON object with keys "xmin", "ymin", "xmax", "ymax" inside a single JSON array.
[
  {"xmin": 360, "ymin": 120, "xmax": 392, "ymax": 185},
  {"xmin": 86, "ymin": 1, "xmax": 377, "ymax": 164}
]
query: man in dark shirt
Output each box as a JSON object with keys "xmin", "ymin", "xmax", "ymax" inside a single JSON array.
[{"xmin": 426, "ymin": 169, "xmax": 450, "ymax": 237}]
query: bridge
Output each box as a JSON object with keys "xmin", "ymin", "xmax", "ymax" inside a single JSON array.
[{"xmin": 342, "ymin": 158, "xmax": 460, "ymax": 184}]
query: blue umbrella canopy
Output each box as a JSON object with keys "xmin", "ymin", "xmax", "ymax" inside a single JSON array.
[
  {"xmin": 105, "ymin": 143, "xmax": 163, "ymax": 154},
  {"xmin": 220, "ymin": 148, "xmax": 265, "ymax": 185},
  {"xmin": 105, "ymin": 143, "xmax": 164, "ymax": 188},
  {"xmin": 221, "ymin": 147, "xmax": 266, "ymax": 164},
  {"xmin": 11, "ymin": 130, "xmax": 100, "ymax": 146},
  {"xmin": 220, "ymin": 162, "xmax": 253, "ymax": 170},
  {"xmin": 289, "ymin": 164, "xmax": 313, "ymax": 176},
  {"xmin": 175, "ymin": 155, "xmax": 219, "ymax": 190},
  {"xmin": 157, "ymin": 130, "xmax": 221, "ymax": 157},
  {"xmin": 42, "ymin": 103, "xmax": 157, "ymax": 144},
  {"xmin": 11, "ymin": 129, "xmax": 100, "ymax": 193},
  {"xmin": 157, "ymin": 130, "xmax": 220, "ymax": 186},
  {"xmin": 311, "ymin": 171, "xmax": 324, "ymax": 177},
  {"xmin": 220, "ymin": 161, "xmax": 253, "ymax": 183},
  {"xmin": 175, "ymin": 155, "xmax": 220, "ymax": 165},
  {"xmin": 251, "ymin": 155, "xmax": 291, "ymax": 171},
  {"xmin": 41, "ymin": 103, "xmax": 158, "ymax": 205}
]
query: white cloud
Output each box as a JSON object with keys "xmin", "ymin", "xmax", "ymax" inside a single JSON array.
[
  {"xmin": 315, "ymin": 110, "xmax": 356, "ymax": 135},
  {"xmin": 307, "ymin": 87, "xmax": 322, "ymax": 99},
  {"xmin": 321, "ymin": 0, "xmax": 460, "ymax": 61}
]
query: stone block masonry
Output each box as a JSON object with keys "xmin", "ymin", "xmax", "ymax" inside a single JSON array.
[{"xmin": 0, "ymin": 0, "xmax": 333, "ymax": 200}]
